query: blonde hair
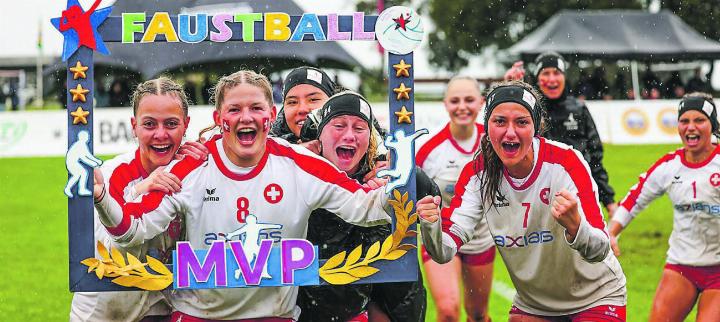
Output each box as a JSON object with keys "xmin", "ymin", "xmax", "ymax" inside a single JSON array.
[
  {"xmin": 199, "ymin": 70, "xmax": 274, "ymax": 139},
  {"xmin": 444, "ymin": 75, "xmax": 481, "ymax": 99},
  {"xmin": 366, "ymin": 127, "xmax": 380, "ymax": 171},
  {"xmin": 130, "ymin": 77, "xmax": 189, "ymax": 116}
]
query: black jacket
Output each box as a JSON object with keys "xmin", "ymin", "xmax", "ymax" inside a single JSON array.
[
  {"xmin": 271, "ymin": 111, "xmax": 431, "ymax": 322},
  {"xmin": 543, "ymin": 94, "xmax": 615, "ymax": 206},
  {"xmin": 297, "ymin": 168, "xmax": 436, "ymax": 322},
  {"xmin": 270, "ymin": 109, "xmax": 302, "ymax": 143}
]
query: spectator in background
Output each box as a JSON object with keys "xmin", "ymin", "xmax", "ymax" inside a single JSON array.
[
  {"xmin": 614, "ymin": 72, "xmax": 628, "ymax": 100},
  {"xmin": 272, "ymin": 75, "xmax": 283, "ymax": 104},
  {"xmin": 183, "ymin": 78, "xmax": 198, "ymax": 105},
  {"xmin": 642, "ymin": 68, "xmax": 662, "ymax": 99},
  {"xmin": 108, "ymin": 79, "xmax": 130, "ymax": 107},
  {"xmin": 9, "ymin": 79, "xmax": 19, "ymax": 111},
  {"xmin": 687, "ymin": 67, "xmax": 709, "ymax": 93},
  {"xmin": 574, "ymin": 69, "xmax": 594, "ymax": 100},
  {"xmin": 590, "ymin": 67, "xmax": 611, "ymax": 100},
  {"xmin": 0, "ymin": 80, "xmax": 6, "ymax": 111},
  {"xmin": 95, "ymin": 78, "xmax": 109, "ymax": 107},
  {"xmin": 201, "ymin": 75, "xmax": 213, "ymax": 105},
  {"xmin": 663, "ymin": 71, "xmax": 685, "ymax": 99}
]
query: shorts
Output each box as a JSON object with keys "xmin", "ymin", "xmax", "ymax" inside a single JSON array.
[
  {"xmin": 509, "ymin": 305, "xmax": 626, "ymax": 321},
  {"xmin": 665, "ymin": 263, "xmax": 720, "ymax": 291},
  {"xmin": 170, "ymin": 311, "xmax": 293, "ymax": 322},
  {"xmin": 421, "ymin": 245, "xmax": 496, "ymax": 266}
]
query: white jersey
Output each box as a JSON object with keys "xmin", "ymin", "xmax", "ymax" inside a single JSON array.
[
  {"xmin": 71, "ymin": 151, "xmax": 172, "ymax": 322},
  {"xmin": 95, "ymin": 136, "xmax": 392, "ymax": 320},
  {"xmin": 417, "ymin": 122, "xmax": 494, "ymax": 253},
  {"xmin": 614, "ymin": 145, "xmax": 720, "ymax": 266},
  {"xmin": 421, "ymin": 138, "xmax": 626, "ymax": 316}
]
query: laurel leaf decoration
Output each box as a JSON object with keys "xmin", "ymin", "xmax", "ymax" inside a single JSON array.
[
  {"xmin": 319, "ymin": 189, "xmax": 418, "ymax": 285},
  {"xmin": 80, "ymin": 242, "xmax": 173, "ymax": 291}
]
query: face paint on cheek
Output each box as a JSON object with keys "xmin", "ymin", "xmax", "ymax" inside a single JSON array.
[
  {"xmin": 222, "ymin": 119, "xmax": 231, "ymax": 133},
  {"xmin": 262, "ymin": 117, "xmax": 270, "ymax": 132}
]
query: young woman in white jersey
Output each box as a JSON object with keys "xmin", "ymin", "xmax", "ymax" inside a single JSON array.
[
  {"xmin": 93, "ymin": 70, "xmax": 394, "ymax": 321},
  {"xmin": 73, "ymin": 77, "xmax": 207, "ymax": 322},
  {"xmin": 415, "ymin": 76, "xmax": 494, "ymax": 322},
  {"xmin": 418, "ymin": 81, "xmax": 627, "ymax": 321},
  {"xmin": 610, "ymin": 93, "xmax": 720, "ymax": 321}
]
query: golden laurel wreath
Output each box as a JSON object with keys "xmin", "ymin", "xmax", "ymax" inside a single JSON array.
[
  {"xmin": 81, "ymin": 241, "xmax": 173, "ymax": 291},
  {"xmin": 319, "ymin": 189, "xmax": 418, "ymax": 284}
]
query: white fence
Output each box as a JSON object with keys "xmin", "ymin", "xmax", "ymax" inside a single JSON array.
[{"xmin": 0, "ymin": 99, "xmax": 687, "ymax": 157}]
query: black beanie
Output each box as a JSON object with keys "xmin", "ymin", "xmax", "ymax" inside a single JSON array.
[
  {"xmin": 484, "ymin": 85, "xmax": 541, "ymax": 134},
  {"xmin": 283, "ymin": 66, "xmax": 336, "ymax": 99},
  {"xmin": 317, "ymin": 91, "xmax": 373, "ymax": 137},
  {"xmin": 534, "ymin": 52, "xmax": 566, "ymax": 77},
  {"xmin": 679, "ymin": 96, "xmax": 719, "ymax": 132}
]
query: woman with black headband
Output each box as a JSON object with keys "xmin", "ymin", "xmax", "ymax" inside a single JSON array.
[
  {"xmin": 297, "ymin": 91, "xmax": 433, "ymax": 322},
  {"xmin": 505, "ymin": 52, "xmax": 618, "ymax": 216},
  {"xmin": 610, "ymin": 93, "xmax": 720, "ymax": 321},
  {"xmin": 271, "ymin": 66, "xmax": 337, "ymax": 144},
  {"xmin": 418, "ymin": 80, "xmax": 627, "ymax": 321}
]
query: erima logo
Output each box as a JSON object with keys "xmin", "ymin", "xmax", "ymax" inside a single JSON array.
[
  {"xmin": 494, "ymin": 194, "xmax": 510, "ymax": 207},
  {"xmin": 671, "ymin": 175, "xmax": 682, "ymax": 184},
  {"xmin": 204, "ymin": 188, "xmax": 219, "ymax": 202}
]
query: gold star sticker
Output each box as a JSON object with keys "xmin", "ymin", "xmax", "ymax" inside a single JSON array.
[
  {"xmin": 69, "ymin": 61, "xmax": 89, "ymax": 79},
  {"xmin": 70, "ymin": 106, "xmax": 90, "ymax": 125},
  {"xmin": 395, "ymin": 106, "xmax": 413, "ymax": 124},
  {"xmin": 393, "ymin": 59, "xmax": 412, "ymax": 78},
  {"xmin": 393, "ymin": 83, "xmax": 412, "ymax": 100},
  {"xmin": 70, "ymin": 84, "xmax": 90, "ymax": 102}
]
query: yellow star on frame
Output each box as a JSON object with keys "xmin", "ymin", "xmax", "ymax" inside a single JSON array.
[
  {"xmin": 69, "ymin": 61, "xmax": 89, "ymax": 79},
  {"xmin": 70, "ymin": 84, "xmax": 90, "ymax": 102},
  {"xmin": 393, "ymin": 59, "xmax": 412, "ymax": 78},
  {"xmin": 393, "ymin": 83, "xmax": 412, "ymax": 100},
  {"xmin": 395, "ymin": 106, "xmax": 413, "ymax": 124},
  {"xmin": 70, "ymin": 106, "xmax": 90, "ymax": 125}
]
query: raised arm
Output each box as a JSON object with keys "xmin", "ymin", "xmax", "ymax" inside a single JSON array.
[
  {"xmin": 609, "ymin": 153, "xmax": 673, "ymax": 255},
  {"xmin": 418, "ymin": 161, "xmax": 484, "ymax": 264},
  {"xmin": 94, "ymin": 157, "xmax": 204, "ymax": 247}
]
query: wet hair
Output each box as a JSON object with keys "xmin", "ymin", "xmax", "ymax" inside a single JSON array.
[
  {"xmin": 478, "ymin": 80, "xmax": 547, "ymax": 207},
  {"xmin": 444, "ymin": 76, "xmax": 481, "ymax": 99},
  {"xmin": 199, "ymin": 70, "xmax": 274, "ymax": 139},
  {"xmin": 681, "ymin": 92, "xmax": 720, "ymax": 139},
  {"xmin": 130, "ymin": 77, "xmax": 189, "ymax": 117}
]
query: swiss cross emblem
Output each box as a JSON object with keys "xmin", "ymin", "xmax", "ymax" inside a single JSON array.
[
  {"xmin": 264, "ymin": 183, "xmax": 284, "ymax": 204},
  {"xmin": 539, "ymin": 187, "xmax": 550, "ymax": 205},
  {"xmin": 710, "ymin": 173, "xmax": 720, "ymax": 187}
]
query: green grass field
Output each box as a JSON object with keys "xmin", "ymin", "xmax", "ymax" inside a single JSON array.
[{"xmin": 0, "ymin": 144, "xmax": 698, "ymax": 321}]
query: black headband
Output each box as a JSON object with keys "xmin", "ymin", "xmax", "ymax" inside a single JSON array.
[
  {"xmin": 679, "ymin": 96, "xmax": 719, "ymax": 132},
  {"xmin": 283, "ymin": 67, "xmax": 336, "ymax": 100},
  {"xmin": 317, "ymin": 91, "xmax": 374, "ymax": 138},
  {"xmin": 484, "ymin": 85, "xmax": 541, "ymax": 134},
  {"xmin": 534, "ymin": 53, "xmax": 566, "ymax": 77}
]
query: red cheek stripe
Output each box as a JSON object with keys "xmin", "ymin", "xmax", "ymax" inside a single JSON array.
[
  {"xmin": 222, "ymin": 119, "xmax": 230, "ymax": 132},
  {"xmin": 262, "ymin": 117, "xmax": 270, "ymax": 132}
]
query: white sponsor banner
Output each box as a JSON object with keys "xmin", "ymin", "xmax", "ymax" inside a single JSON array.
[
  {"xmin": 0, "ymin": 106, "xmax": 216, "ymax": 158},
  {"xmin": 587, "ymin": 100, "xmax": 683, "ymax": 145},
  {"xmin": 0, "ymin": 99, "xmax": 694, "ymax": 157}
]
